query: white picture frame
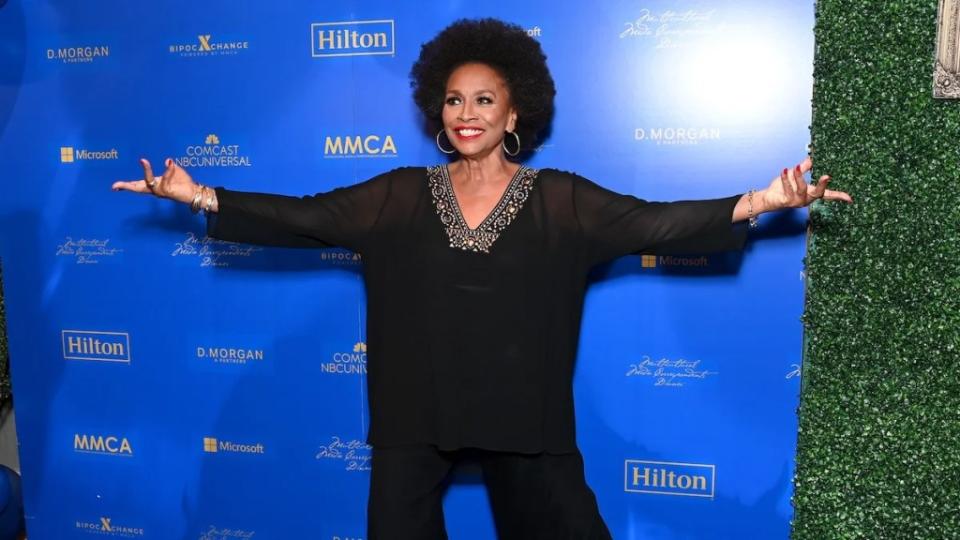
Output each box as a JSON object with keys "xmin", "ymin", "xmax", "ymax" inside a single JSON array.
[{"xmin": 934, "ymin": 0, "xmax": 960, "ymax": 98}]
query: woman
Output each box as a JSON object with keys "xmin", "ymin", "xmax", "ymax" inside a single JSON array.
[{"xmin": 113, "ymin": 18, "xmax": 851, "ymax": 540}]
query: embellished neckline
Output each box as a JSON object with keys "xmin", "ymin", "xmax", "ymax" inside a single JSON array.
[{"xmin": 427, "ymin": 164, "xmax": 539, "ymax": 253}]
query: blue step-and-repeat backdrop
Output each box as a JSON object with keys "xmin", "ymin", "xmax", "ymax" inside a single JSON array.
[{"xmin": 0, "ymin": 1, "xmax": 814, "ymax": 538}]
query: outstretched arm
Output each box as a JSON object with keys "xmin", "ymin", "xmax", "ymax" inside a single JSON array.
[
  {"xmin": 113, "ymin": 158, "xmax": 391, "ymax": 251},
  {"xmin": 572, "ymin": 155, "xmax": 854, "ymax": 265}
]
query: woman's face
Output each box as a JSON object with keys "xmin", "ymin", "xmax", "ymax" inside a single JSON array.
[{"xmin": 441, "ymin": 62, "xmax": 518, "ymax": 159}]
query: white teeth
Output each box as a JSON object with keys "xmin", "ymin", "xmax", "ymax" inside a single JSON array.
[{"xmin": 457, "ymin": 129, "xmax": 483, "ymax": 136}]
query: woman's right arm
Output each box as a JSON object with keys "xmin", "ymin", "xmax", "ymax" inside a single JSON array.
[{"xmin": 112, "ymin": 158, "xmax": 392, "ymax": 251}]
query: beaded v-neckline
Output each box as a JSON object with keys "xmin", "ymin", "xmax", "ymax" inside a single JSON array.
[
  {"xmin": 427, "ymin": 164, "xmax": 539, "ymax": 253},
  {"xmin": 445, "ymin": 164, "xmax": 523, "ymax": 231}
]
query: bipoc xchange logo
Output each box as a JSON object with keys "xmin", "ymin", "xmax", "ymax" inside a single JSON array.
[
  {"xmin": 76, "ymin": 516, "xmax": 144, "ymax": 537},
  {"xmin": 169, "ymin": 34, "xmax": 249, "ymax": 57}
]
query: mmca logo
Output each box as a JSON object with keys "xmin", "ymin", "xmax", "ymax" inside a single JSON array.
[
  {"xmin": 74, "ymin": 434, "xmax": 134, "ymax": 456},
  {"xmin": 203, "ymin": 437, "xmax": 265, "ymax": 455},
  {"xmin": 76, "ymin": 516, "xmax": 144, "ymax": 537},
  {"xmin": 625, "ymin": 459, "xmax": 715, "ymax": 498},
  {"xmin": 311, "ymin": 20, "xmax": 395, "ymax": 57},
  {"xmin": 324, "ymin": 135, "xmax": 397, "ymax": 158},
  {"xmin": 62, "ymin": 330, "xmax": 130, "ymax": 363}
]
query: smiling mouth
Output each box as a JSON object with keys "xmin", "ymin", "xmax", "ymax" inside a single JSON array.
[{"xmin": 454, "ymin": 128, "xmax": 485, "ymax": 139}]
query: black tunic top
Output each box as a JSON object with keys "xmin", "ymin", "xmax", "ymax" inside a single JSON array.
[{"xmin": 206, "ymin": 165, "xmax": 747, "ymax": 454}]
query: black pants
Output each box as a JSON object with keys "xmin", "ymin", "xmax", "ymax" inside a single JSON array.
[{"xmin": 367, "ymin": 444, "xmax": 613, "ymax": 540}]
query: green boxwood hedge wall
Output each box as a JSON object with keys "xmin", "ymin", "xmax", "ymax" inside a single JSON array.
[
  {"xmin": 794, "ymin": 0, "xmax": 960, "ymax": 538},
  {"xmin": 0, "ymin": 262, "xmax": 9, "ymax": 407}
]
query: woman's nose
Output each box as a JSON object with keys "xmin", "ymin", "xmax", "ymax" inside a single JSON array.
[{"xmin": 458, "ymin": 103, "xmax": 476, "ymax": 121}]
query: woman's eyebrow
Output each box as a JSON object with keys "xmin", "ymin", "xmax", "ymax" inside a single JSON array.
[{"xmin": 446, "ymin": 88, "xmax": 498, "ymax": 96}]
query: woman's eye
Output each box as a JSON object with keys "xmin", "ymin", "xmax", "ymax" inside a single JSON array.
[
  {"xmin": 445, "ymin": 96, "xmax": 461, "ymax": 105},
  {"xmin": 477, "ymin": 96, "xmax": 493, "ymax": 104}
]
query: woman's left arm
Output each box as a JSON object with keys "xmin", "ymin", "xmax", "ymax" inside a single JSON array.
[{"xmin": 571, "ymin": 156, "xmax": 853, "ymax": 266}]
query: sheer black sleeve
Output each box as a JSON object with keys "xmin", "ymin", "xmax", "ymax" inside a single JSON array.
[
  {"xmin": 570, "ymin": 173, "xmax": 748, "ymax": 265},
  {"xmin": 204, "ymin": 168, "xmax": 394, "ymax": 252}
]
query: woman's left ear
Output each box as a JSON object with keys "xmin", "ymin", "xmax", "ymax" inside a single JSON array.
[{"xmin": 508, "ymin": 112, "xmax": 518, "ymax": 133}]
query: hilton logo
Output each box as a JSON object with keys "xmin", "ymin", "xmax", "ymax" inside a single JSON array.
[
  {"xmin": 324, "ymin": 135, "xmax": 397, "ymax": 158},
  {"xmin": 625, "ymin": 460, "xmax": 715, "ymax": 498},
  {"xmin": 203, "ymin": 437, "xmax": 265, "ymax": 455},
  {"xmin": 74, "ymin": 434, "xmax": 133, "ymax": 456},
  {"xmin": 311, "ymin": 20, "xmax": 395, "ymax": 57},
  {"xmin": 76, "ymin": 516, "xmax": 144, "ymax": 537},
  {"xmin": 62, "ymin": 330, "xmax": 130, "ymax": 363}
]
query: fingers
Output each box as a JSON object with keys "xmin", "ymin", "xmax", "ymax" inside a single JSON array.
[
  {"xmin": 161, "ymin": 158, "xmax": 176, "ymax": 182},
  {"xmin": 111, "ymin": 179, "xmax": 151, "ymax": 193},
  {"xmin": 809, "ymin": 175, "xmax": 854, "ymax": 204},
  {"xmin": 810, "ymin": 175, "xmax": 830, "ymax": 198},
  {"xmin": 112, "ymin": 158, "xmax": 170, "ymax": 195},
  {"xmin": 780, "ymin": 167, "xmax": 796, "ymax": 198},
  {"xmin": 823, "ymin": 189, "xmax": 854, "ymax": 203},
  {"xmin": 776, "ymin": 154, "xmax": 853, "ymax": 208},
  {"xmin": 141, "ymin": 158, "xmax": 156, "ymax": 191},
  {"xmin": 791, "ymin": 165, "xmax": 806, "ymax": 198}
]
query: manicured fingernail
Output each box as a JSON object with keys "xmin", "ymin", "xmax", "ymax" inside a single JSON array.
[{"xmin": 782, "ymin": 168, "xmax": 788, "ymax": 176}]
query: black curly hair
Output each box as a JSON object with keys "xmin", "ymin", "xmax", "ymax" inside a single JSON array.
[{"xmin": 410, "ymin": 18, "xmax": 556, "ymax": 154}]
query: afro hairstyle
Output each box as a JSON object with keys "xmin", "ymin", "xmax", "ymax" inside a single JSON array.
[{"xmin": 410, "ymin": 18, "xmax": 556, "ymax": 154}]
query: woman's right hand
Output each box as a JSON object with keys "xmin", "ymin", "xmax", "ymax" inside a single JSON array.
[{"xmin": 112, "ymin": 158, "xmax": 198, "ymax": 205}]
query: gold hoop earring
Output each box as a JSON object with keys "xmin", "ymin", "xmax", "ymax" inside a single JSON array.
[
  {"xmin": 502, "ymin": 130, "xmax": 521, "ymax": 157},
  {"xmin": 436, "ymin": 129, "xmax": 456, "ymax": 154}
]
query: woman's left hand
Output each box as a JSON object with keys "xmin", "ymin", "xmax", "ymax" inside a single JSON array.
[{"xmin": 760, "ymin": 156, "xmax": 853, "ymax": 211}]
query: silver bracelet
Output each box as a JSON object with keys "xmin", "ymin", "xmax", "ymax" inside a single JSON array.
[
  {"xmin": 190, "ymin": 184, "xmax": 205, "ymax": 214},
  {"xmin": 747, "ymin": 189, "xmax": 759, "ymax": 229},
  {"xmin": 203, "ymin": 186, "xmax": 216, "ymax": 214}
]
